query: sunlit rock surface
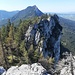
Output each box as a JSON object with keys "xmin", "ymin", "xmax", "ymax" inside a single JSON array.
[
  {"xmin": 54, "ymin": 52, "xmax": 75, "ymax": 75},
  {"xmin": 2, "ymin": 63, "xmax": 50, "ymax": 75}
]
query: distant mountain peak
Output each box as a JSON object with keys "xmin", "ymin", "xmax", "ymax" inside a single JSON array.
[
  {"xmin": 0, "ymin": 5, "xmax": 43, "ymax": 26},
  {"xmin": 26, "ymin": 5, "xmax": 37, "ymax": 10},
  {"xmin": 11, "ymin": 5, "xmax": 43, "ymax": 22},
  {"xmin": 33, "ymin": 5, "xmax": 39, "ymax": 10},
  {"xmin": 33, "ymin": 5, "xmax": 38, "ymax": 9},
  {"xmin": 25, "ymin": 5, "xmax": 39, "ymax": 11},
  {"xmin": 33, "ymin": 5, "xmax": 37, "ymax": 7}
]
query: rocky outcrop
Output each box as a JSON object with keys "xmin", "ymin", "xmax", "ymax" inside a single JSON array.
[
  {"xmin": 53, "ymin": 52, "xmax": 75, "ymax": 75},
  {"xmin": 2, "ymin": 63, "xmax": 49, "ymax": 75},
  {"xmin": 25, "ymin": 14, "xmax": 62, "ymax": 63}
]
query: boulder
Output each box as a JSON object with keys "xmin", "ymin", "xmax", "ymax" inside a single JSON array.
[{"xmin": 2, "ymin": 63, "xmax": 49, "ymax": 75}]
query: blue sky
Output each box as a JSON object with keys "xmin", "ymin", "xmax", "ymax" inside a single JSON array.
[{"xmin": 0, "ymin": 0, "xmax": 75, "ymax": 13}]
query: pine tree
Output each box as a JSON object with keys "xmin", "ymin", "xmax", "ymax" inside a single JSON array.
[{"xmin": 0, "ymin": 29, "xmax": 9, "ymax": 69}]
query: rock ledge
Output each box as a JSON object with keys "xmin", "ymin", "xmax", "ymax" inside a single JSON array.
[{"xmin": 2, "ymin": 63, "xmax": 50, "ymax": 75}]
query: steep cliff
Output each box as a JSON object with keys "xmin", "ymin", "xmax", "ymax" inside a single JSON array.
[{"xmin": 25, "ymin": 14, "xmax": 62, "ymax": 63}]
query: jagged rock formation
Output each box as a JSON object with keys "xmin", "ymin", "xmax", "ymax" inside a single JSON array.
[
  {"xmin": 54, "ymin": 52, "xmax": 75, "ymax": 75},
  {"xmin": 25, "ymin": 14, "xmax": 62, "ymax": 63},
  {"xmin": 2, "ymin": 63, "xmax": 49, "ymax": 75}
]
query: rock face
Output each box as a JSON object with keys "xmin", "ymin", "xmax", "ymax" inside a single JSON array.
[
  {"xmin": 54, "ymin": 52, "xmax": 75, "ymax": 75},
  {"xmin": 25, "ymin": 14, "xmax": 62, "ymax": 63},
  {"xmin": 2, "ymin": 63, "xmax": 49, "ymax": 75}
]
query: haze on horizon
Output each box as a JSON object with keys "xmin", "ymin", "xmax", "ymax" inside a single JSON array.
[{"xmin": 0, "ymin": 0, "xmax": 75, "ymax": 13}]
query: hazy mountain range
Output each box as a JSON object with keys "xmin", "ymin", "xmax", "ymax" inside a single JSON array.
[
  {"xmin": 0, "ymin": 10, "xmax": 19, "ymax": 21},
  {"xmin": 11, "ymin": 5, "xmax": 43, "ymax": 22},
  {"xmin": 0, "ymin": 6, "xmax": 75, "ymax": 26},
  {"xmin": 0, "ymin": 5, "xmax": 43, "ymax": 26},
  {"xmin": 58, "ymin": 14, "xmax": 75, "ymax": 21},
  {"xmin": 45, "ymin": 12, "xmax": 75, "ymax": 21}
]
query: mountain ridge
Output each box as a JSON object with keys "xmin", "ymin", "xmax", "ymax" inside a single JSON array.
[
  {"xmin": 11, "ymin": 5, "xmax": 43, "ymax": 22},
  {"xmin": 0, "ymin": 10, "xmax": 19, "ymax": 21},
  {"xmin": 0, "ymin": 5, "xmax": 43, "ymax": 27}
]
